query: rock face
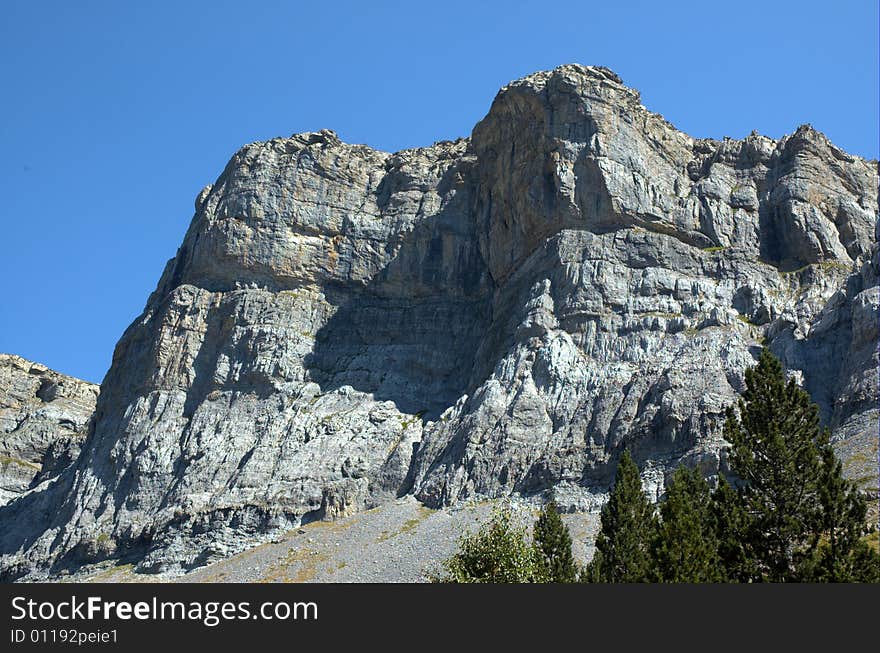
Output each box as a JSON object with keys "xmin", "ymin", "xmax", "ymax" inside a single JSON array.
[
  {"xmin": 0, "ymin": 65, "xmax": 876, "ymax": 579},
  {"xmin": 0, "ymin": 355, "xmax": 98, "ymax": 506}
]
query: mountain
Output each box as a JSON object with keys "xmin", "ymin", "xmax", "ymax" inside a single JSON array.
[
  {"xmin": 0, "ymin": 355, "xmax": 98, "ymax": 506},
  {"xmin": 1, "ymin": 64, "xmax": 876, "ymax": 580}
]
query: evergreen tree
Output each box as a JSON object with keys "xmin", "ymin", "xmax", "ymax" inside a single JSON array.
[
  {"xmin": 844, "ymin": 540, "xmax": 880, "ymax": 583},
  {"xmin": 801, "ymin": 443, "xmax": 880, "ymax": 582},
  {"xmin": 533, "ymin": 501, "xmax": 579, "ymax": 582},
  {"xmin": 584, "ymin": 450, "xmax": 657, "ymax": 582},
  {"xmin": 432, "ymin": 507, "xmax": 546, "ymax": 583},
  {"xmin": 711, "ymin": 477, "xmax": 757, "ymax": 582},
  {"xmin": 722, "ymin": 349, "xmax": 825, "ymax": 581},
  {"xmin": 652, "ymin": 466, "xmax": 723, "ymax": 582}
]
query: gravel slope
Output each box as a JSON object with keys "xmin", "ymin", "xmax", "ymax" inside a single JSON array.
[{"xmin": 66, "ymin": 497, "xmax": 601, "ymax": 583}]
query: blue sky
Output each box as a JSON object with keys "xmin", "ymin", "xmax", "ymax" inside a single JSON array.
[{"xmin": 1, "ymin": 0, "xmax": 877, "ymax": 383}]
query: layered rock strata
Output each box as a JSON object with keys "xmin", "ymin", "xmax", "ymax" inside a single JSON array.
[
  {"xmin": 0, "ymin": 354, "xmax": 98, "ymax": 506},
  {"xmin": 1, "ymin": 65, "xmax": 876, "ymax": 579}
]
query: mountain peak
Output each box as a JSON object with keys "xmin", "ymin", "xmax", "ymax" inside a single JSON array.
[{"xmin": 1, "ymin": 66, "xmax": 876, "ymax": 580}]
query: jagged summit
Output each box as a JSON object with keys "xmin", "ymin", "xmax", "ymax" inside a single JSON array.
[
  {"xmin": 0, "ymin": 66, "xmax": 876, "ymax": 581},
  {"xmin": 503, "ymin": 63, "xmax": 628, "ymax": 93}
]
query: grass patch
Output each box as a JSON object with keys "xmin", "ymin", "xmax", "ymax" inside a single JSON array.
[
  {"xmin": 375, "ymin": 506, "xmax": 433, "ymax": 543},
  {"xmin": 0, "ymin": 455, "xmax": 40, "ymax": 471},
  {"xmin": 290, "ymin": 552, "xmax": 329, "ymax": 583},
  {"xmin": 85, "ymin": 562, "xmax": 135, "ymax": 583},
  {"xmin": 298, "ymin": 515, "xmax": 356, "ymax": 536},
  {"xmin": 642, "ymin": 311, "xmax": 683, "ymax": 319},
  {"xmin": 820, "ymin": 260, "xmax": 849, "ymax": 273},
  {"xmin": 846, "ymin": 451, "xmax": 875, "ymax": 465},
  {"xmin": 400, "ymin": 410, "xmax": 428, "ymax": 431},
  {"xmin": 260, "ymin": 546, "xmax": 329, "ymax": 583},
  {"xmin": 779, "ymin": 260, "xmax": 848, "ymax": 277},
  {"xmin": 780, "ymin": 264, "xmax": 811, "ymax": 276},
  {"xmin": 398, "ymin": 517, "xmax": 425, "ymax": 535},
  {"xmin": 702, "ymin": 246, "xmax": 728, "ymax": 253}
]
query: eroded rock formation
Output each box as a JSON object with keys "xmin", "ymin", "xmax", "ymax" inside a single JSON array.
[
  {"xmin": 0, "ymin": 355, "xmax": 98, "ymax": 506},
  {"xmin": 1, "ymin": 65, "xmax": 876, "ymax": 579}
]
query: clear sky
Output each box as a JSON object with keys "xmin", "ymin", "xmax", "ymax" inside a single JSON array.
[{"xmin": 1, "ymin": 0, "xmax": 877, "ymax": 383}]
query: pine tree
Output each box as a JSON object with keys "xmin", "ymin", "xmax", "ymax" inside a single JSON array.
[
  {"xmin": 584, "ymin": 450, "xmax": 657, "ymax": 582},
  {"xmin": 801, "ymin": 442, "xmax": 880, "ymax": 582},
  {"xmin": 533, "ymin": 501, "xmax": 579, "ymax": 582},
  {"xmin": 652, "ymin": 466, "xmax": 723, "ymax": 582},
  {"xmin": 711, "ymin": 477, "xmax": 757, "ymax": 582},
  {"xmin": 722, "ymin": 349, "xmax": 825, "ymax": 581},
  {"xmin": 844, "ymin": 540, "xmax": 880, "ymax": 583}
]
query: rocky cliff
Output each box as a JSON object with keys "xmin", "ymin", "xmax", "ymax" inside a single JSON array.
[
  {"xmin": 0, "ymin": 355, "xmax": 98, "ymax": 506},
  {"xmin": 1, "ymin": 65, "xmax": 876, "ymax": 580}
]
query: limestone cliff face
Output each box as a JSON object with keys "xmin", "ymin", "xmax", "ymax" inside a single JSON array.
[
  {"xmin": 0, "ymin": 355, "xmax": 98, "ymax": 506},
  {"xmin": 0, "ymin": 65, "xmax": 876, "ymax": 579}
]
